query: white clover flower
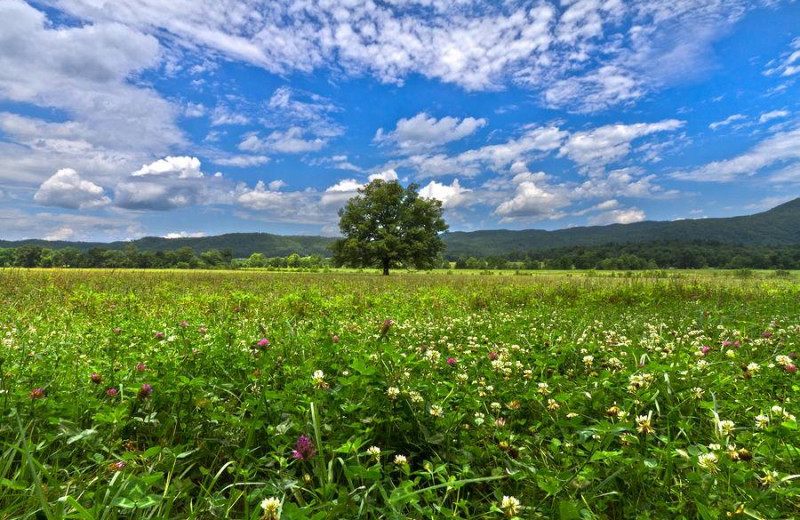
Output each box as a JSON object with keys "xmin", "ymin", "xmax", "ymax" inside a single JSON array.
[
  {"xmin": 776, "ymin": 355, "xmax": 792, "ymax": 366},
  {"xmin": 260, "ymin": 497, "xmax": 281, "ymax": 520},
  {"xmin": 500, "ymin": 495, "xmax": 521, "ymax": 516},
  {"xmin": 547, "ymin": 398, "xmax": 560, "ymax": 411},
  {"xmin": 386, "ymin": 387, "xmax": 400, "ymax": 400},
  {"xmin": 717, "ymin": 420, "xmax": 735, "ymax": 436},
  {"xmin": 429, "ymin": 404, "xmax": 444, "ymax": 418},
  {"xmin": 409, "ymin": 391, "xmax": 423, "ymax": 404},
  {"xmin": 698, "ymin": 452, "xmax": 719, "ymax": 472},
  {"xmin": 747, "ymin": 363, "xmax": 760, "ymax": 373},
  {"xmin": 755, "ymin": 414, "xmax": 770, "ymax": 429},
  {"xmin": 366, "ymin": 446, "xmax": 381, "ymax": 460},
  {"xmin": 394, "ymin": 454, "xmax": 408, "ymax": 465}
]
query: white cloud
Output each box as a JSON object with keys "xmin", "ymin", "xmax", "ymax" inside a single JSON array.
[
  {"xmin": 0, "ymin": 207, "xmax": 144, "ymax": 241},
  {"xmin": 376, "ymin": 112, "xmax": 487, "ymax": 153},
  {"xmin": 559, "ymin": 120, "xmax": 685, "ymax": 171},
  {"xmin": 210, "ymin": 105, "xmax": 251, "ymax": 126},
  {"xmin": 709, "ymin": 114, "xmax": 746, "ymax": 130},
  {"xmin": 41, "ymin": 0, "xmax": 759, "ymax": 111},
  {"xmin": 765, "ymin": 37, "xmax": 800, "ymax": 77},
  {"xmin": 132, "ymin": 156, "xmax": 204, "ymax": 179},
  {"xmin": 34, "ymin": 168, "xmax": 111, "ymax": 210},
  {"xmin": 212, "ymin": 155, "xmax": 271, "ymax": 167},
  {"xmin": 116, "ymin": 156, "xmax": 230, "ymax": 210},
  {"xmin": 759, "ymin": 110, "xmax": 789, "ymax": 124},
  {"xmin": 239, "ymin": 127, "xmax": 326, "ymax": 154},
  {"xmin": 419, "ymin": 179, "xmax": 471, "ymax": 209},
  {"xmin": 673, "ymin": 126, "xmax": 800, "ymax": 182},
  {"xmin": 368, "ymin": 169, "xmax": 399, "ymax": 182},
  {"xmin": 493, "ymin": 173, "xmax": 571, "ymax": 222},
  {"xmin": 265, "ymin": 86, "xmax": 343, "ymax": 138},
  {"xmin": 163, "ymin": 231, "xmax": 207, "ymax": 239},
  {"xmin": 587, "ymin": 207, "xmax": 646, "ymax": 225},
  {"xmin": 0, "ymin": 0, "xmax": 182, "ymax": 186},
  {"xmin": 184, "ymin": 103, "xmax": 206, "ymax": 118}
]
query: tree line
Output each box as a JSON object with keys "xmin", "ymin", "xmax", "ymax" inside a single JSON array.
[{"xmin": 451, "ymin": 241, "xmax": 800, "ymax": 270}]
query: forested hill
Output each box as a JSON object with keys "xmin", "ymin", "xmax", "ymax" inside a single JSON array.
[
  {"xmin": 0, "ymin": 233, "xmax": 336, "ymax": 258},
  {"xmin": 1, "ymin": 197, "xmax": 798, "ymax": 258},
  {"xmin": 441, "ymin": 197, "xmax": 800, "ymax": 257}
]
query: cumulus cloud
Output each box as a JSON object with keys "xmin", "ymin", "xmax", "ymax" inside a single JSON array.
[
  {"xmin": 587, "ymin": 207, "xmax": 646, "ymax": 225},
  {"xmin": 368, "ymin": 169, "xmax": 399, "ymax": 182},
  {"xmin": 376, "ymin": 113, "xmax": 487, "ymax": 153},
  {"xmin": 162, "ymin": 231, "xmax": 206, "ymax": 239},
  {"xmin": 493, "ymin": 172, "xmax": 571, "ymax": 222},
  {"xmin": 34, "ymin": 168, "xmax": 111, "ymax": 210},
  {"xmin": 419, "ymin": 179, "xmax": 471, "ymax": 208},
  {"xmin": 115, "ymin": 156, "xmax": 229, "ymax": 210},
  {"xmin": 0, "ymin": 0, "xmax": 182, "ymax": 186}
]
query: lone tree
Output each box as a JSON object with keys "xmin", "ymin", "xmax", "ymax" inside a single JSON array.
[{"xmin": 332, "ymin": 179, "xmax": 448, "ymax": 275}]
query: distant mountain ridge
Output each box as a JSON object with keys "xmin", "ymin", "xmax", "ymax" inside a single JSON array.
[{"xmin": 2, "ymin": 198, "xmax": 799, "ymax": 258}]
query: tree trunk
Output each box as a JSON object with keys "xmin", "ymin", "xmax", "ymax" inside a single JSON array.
[{"xmin": 382, "ymin": 259, "xmax": 390, "ymax": 276}]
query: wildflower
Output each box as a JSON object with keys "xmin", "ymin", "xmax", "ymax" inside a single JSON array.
[
  {"xmin": 582, "ymin": 355, "xmax": 594, "ymax": 367},
  {"xmin": 257, "ymin": 338, "xmax": 270, "ymax": 348},
  {"xmin": 636, "ymin": 411, "xmax": 655, "ymax": 435},
  {"xmin": 762, "ymin": 330, "xmax": 773, "ymax": 339},
  {"xmin": 546, "ymin": 398, "xmax": 560, "ymax": 411},
  {"xmin": 30, "ymin": 387, "xmax": 45, "ymax": 399},
  {"xmin": 698, "ymin": 453, "xmax": 719, "ymax": 472},
  {"xmin": 106, "ymin": 387, "xmax": 118, "ymax": 397},
  {"xmin": 606, "ymin": 405, "xmax": 621, "ymax": 417},
  {"xmin": 446, "ymin": 357, "xmax": 456, "ymax": 366},
  {"xmin": 409, "ymin": 391, "xmax": 423, "ymax": 404},
  {"xmin": 785, "ymin": 363, "xmax": 797, "ymax": 373},
  {"xmin": 311, "ymin": 370, "xmax": 329, "ymax": 389},
  {"xmin": 755, "ymin": 414, "xmax": 770, "ymax": 429},
  {"xmin": 456, "ymin": 372, "xmax": 469, "ymax": 383},
  {"xmin": 386, "ymin": 387, "xmax": 400, "ymax": 400},
  {"xmin": 380, "ymin": 319, "xmax": 393, "ymax": 336},
  {"xmin": 179, "ymin": 321, "xmax": 188, "ymax": 328},
  {"xmin": 394, "ymin": 454, "xmax": 408, "ymax": 465},
  {"xmin": 566, "ymin": 412, "xmax": 579, "ymax": 419},
  {"xmin": 490, "ymin": 402, "xmax": 502, "ymax": 412},
  {"xmin": 292, "ymin": 435, "xmax": 316, "ymax": 461},
  {"xmin": 198, "ymin": 327, "xmax": 207, "ymax": 334},
  {"xmin": 495, "ymin": 417, "xmax": 507, "ymax": 427},
  {"xmin": 758, "ymin": 470, "xmax": 779, "ymax": 487},
  {"xmin": 488, "ymin": 351, "xmax": 498, "ymax": 361},
  {"xmin": 90, "ymin": 372, "xmax": 102, "ymax": 384},
  {"xmin": 429, "ymin": 404, "xmax": 444, "ymax": 418},
  {"xmin": 692, "ymin": 387, "xmax": 705, "ymax": 400},
  {"xmin": 747, "ymin": 363, "xmax": 760, "ymax": 373},
  {"xmin": 500, "ymin": 495, "xmax": 521, "ymax": 517},
  {"xmin": 260, "ymin": 496, "xmax": 281, "ymax": 520},
  {"xmin": 701, "ymin": 345, "xmax": 711, "ymax": 355},
  {"xmin": 332, "ymin": 335, "xmax": 340, "ymax": 343},
  {"xmin": 136, "ymin": 362, "xmax": 147, "ymax": 372},
  {"xmin": 718, "ymin": 420, "xmax": 735, "ymax": 436},
  {"xmin": 776, "ymin": 354, "xmax": 792, "ymax": 366},
  {"xmin": 113, "ymin": 327, "xmax": 122, "ymax": 334},
  {"xmin": 137, "ymin": 384, "xmax": 153, "ymax": 399},
  {"xmin": 537, "ymin": 382, "xmax": 551, "ymax": 395},
  {"xmin": 366, "ymin": 446, "xmax": 381, "ymax": 461},
  {"xmin": 155, "ymin": 331, "xmax": 164, "ymax": 339},
  {"xmin": 107, "ymin": 461, "xmax": 126, "ymax": 472}
]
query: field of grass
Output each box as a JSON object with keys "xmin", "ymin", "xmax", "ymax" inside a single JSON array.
[{"xmin": 1, "ymin": 269, "xmax": 798, "ymax": 519}]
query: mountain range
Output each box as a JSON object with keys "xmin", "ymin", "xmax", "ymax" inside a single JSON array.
[{"xmin": 2, "ymin": 197, "xmax": 799, "ymax": 258}]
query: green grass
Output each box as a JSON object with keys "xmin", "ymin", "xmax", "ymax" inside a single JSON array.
[{"xmin": 1, "ymin": 269, "xmax": 798, "ymax": 519}]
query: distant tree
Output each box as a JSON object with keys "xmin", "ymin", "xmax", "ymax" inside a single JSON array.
[
  {"xmin": 332, "ymin": 179, "xmax": 448, "ymax": 275},
  {"xmin": 14, "ymin": 246, "xmax": 44, "ymax": 268}
]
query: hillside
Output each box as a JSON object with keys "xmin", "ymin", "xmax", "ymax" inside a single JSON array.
[
  {"xmin": 441, "ymin": 197, "xmax": 800, "ymax": 257},
  {"xmin": 2, "ymin": 198, "xmax": 799, "ymax": 258}
]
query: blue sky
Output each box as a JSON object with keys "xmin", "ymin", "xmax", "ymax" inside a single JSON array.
[{"xmin": 0, "ymin": 0, "xmax": 798, "ymax": 241}]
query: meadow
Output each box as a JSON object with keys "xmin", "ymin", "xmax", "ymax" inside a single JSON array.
[{"xmin": 0, "ymin": 269, "xmax": 798, "ymax": 519}]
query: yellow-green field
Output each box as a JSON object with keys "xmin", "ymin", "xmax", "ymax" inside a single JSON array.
[{"xmin": 1, "ymin": 269, "xmax": 798, "ymax": 519}]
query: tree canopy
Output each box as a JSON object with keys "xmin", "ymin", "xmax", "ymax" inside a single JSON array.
[{"xmin": 331, "ymin": 179, "xmax": 448, "ymax": 275}]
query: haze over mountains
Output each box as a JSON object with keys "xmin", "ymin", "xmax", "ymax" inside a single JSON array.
[{"xmin": 2, "ymin": 198, "xmax": 799, "ymax": 259}]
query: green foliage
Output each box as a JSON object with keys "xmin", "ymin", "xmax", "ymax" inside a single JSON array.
[
  {"xmin": 0, "ymin": 269, "xmax": 799, "ymax": 518},
  {"xmin": 331, "ymin": 180, "xmax": 448, "ymax": 275}
]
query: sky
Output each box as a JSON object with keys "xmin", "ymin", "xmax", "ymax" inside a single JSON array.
[{"xmin": 0, "ymin": 0, "xmax": 799, "ymax": 242}]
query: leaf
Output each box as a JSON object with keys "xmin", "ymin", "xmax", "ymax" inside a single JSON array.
[
  {"xmin": 559, "ymin": 500, "xmax": 581, "ymax": 520},
  {"xmin": 66, "ymin": 429, "xmax": 97, "ymax": 444}
]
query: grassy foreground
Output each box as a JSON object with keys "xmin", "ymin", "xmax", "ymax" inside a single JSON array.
[{"xmin": 1, "ymin": 269, "xmax": 798, "ymax": 519}]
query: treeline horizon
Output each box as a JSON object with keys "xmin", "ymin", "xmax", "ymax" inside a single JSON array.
[{"xmin": 2, "ymin": 240, "xmax": 800, "ymax": 270}]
